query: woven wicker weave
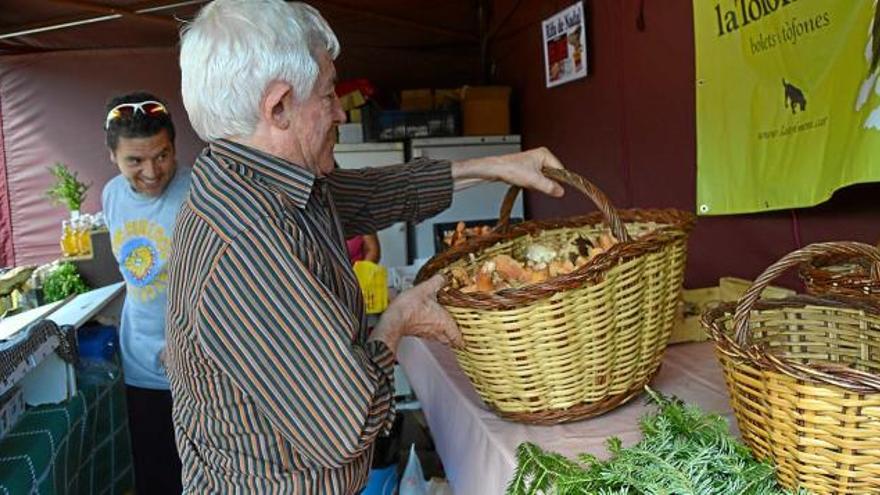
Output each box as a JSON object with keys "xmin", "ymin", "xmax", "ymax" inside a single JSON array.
[
  {"xmin": 416, "ymin": 168, "xmax": 694, "ymax": 424},
  {"xmin": 705, "ymin": 242, "xmax": 880, "ymax": 495},
  {"xmin": 799, "ymin": 248, "xmax": 880, "ymax": 297}
]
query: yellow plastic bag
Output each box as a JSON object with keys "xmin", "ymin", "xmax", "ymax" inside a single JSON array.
[{"xmin": 353, "ymin": 261, "xmax": 388, "ymax": 314}]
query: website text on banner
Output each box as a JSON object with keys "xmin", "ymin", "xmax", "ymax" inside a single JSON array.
[{"xmin": 695, "ymin": 1, "xmax": 880, "ymax": 215}]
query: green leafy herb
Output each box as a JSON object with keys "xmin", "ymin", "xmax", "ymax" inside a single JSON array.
[
  {"xmin": 507, "ymin": 388, "xmax": 809, "ymax": 495},
  {"xmin": 46, "ymin": 163, "xmax": 89, "ymax": 212},
  {"xmin": 42, "ymin": 262, "xmax": 89, "ymax": 303}
]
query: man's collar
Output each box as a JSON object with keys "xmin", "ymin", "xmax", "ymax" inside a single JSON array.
[{"xmin": 209, "ymin": 139, "xmax": 316, "ymax": 209}]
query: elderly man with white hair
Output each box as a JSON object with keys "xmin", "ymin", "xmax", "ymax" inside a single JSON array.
[{"xmin": 166, "ymin": 0, "xmax": 566, "ymax": 492}]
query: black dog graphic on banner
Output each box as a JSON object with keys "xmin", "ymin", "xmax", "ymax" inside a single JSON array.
[{"xmin": 783, "ymin": 79, "xmax": 806, "ymax": 114}]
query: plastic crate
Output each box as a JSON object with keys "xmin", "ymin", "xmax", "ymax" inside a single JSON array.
[{"xmin": 363, "ymin": 104, "xmax": 460, "ymax": 142}]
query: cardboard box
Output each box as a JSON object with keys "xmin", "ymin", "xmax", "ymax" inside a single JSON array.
[
  {"xmin": 433, "ymin": 88, "xmax": 461, "ymax": 109},
  {"xmin": 338, "ymin": 90, "xmax": 366, "ymax": 112},
  {"xmin": 718, "ymin": 276, "xmax": 795, "ymax": 301},
  {"xmin": 401, "ymin": 89, "xmax": 434, "ymax": 112},
  {"xmin": 670, "ymin": 286, "xmax": 720, "ymax": 344},
  {"xmin": 669, "ymin": 277, "xmax": 796, "ymax": 345},
  {"xmin": 461, "ymin": 86, "xmax": 511, "ymax": 136}
]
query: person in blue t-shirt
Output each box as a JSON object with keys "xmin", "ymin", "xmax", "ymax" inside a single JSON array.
[{"xmin": 101, "ymin": 91, "xmax": 191, "ymax": 494}]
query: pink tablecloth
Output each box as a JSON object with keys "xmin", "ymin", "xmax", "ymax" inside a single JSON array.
[{"xmin": 396, "ymin": 339, "xmax": 735, "ymax": 495}]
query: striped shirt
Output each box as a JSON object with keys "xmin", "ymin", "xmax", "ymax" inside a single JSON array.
[{"xmin": 165, "ymin": 139, "xmax": 452, "ymax": 494}]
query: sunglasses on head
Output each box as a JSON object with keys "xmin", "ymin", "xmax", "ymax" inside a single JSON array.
[{"xmin": 105, "ymin": 100, "xmax": 168, "ymax": 129}]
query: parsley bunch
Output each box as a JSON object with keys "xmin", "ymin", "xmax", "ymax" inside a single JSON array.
[{"xmin": 42, "ymin": 262, "xmax": 89, "ymax": 303}]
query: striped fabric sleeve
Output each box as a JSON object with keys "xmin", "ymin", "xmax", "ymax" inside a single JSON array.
[
  {"xmin": 195, "ymin": 223, "xmax": 395, "ymax": 468},
  {"xmin": 329, "ymin": 158, "xmax": 453, "ymax": 238}
]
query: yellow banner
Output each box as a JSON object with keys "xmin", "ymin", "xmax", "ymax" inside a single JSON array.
[{"xmin": 695, "ymin": 0, "xmax": 880, "ymax": 215}]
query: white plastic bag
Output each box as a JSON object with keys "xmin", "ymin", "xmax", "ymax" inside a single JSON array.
[{"xmin": 399, "ymin": 444, "xmax": 428, "ymax": 495}]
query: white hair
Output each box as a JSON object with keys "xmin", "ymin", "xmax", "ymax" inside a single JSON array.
[{"xmin": 180, "ymin": 0, "xmax": 340, "ymax": 141}]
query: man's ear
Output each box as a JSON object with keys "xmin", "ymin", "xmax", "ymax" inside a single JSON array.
[
  {"xmin": 261, "ymin": 81, "xmax": 293, "ymax": 131},
  {"xmin": 109, "ymin": 149, "xmax": 117, "ymax": 165}
]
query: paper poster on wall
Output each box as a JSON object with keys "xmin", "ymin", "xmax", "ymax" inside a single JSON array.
[
  {"xmin": 542, "ymin": 2, "xmax": 587, "ymax": 88},
  {"xmin": 695, "ymin": 1, "xmax": 880, "ymax": 215}
]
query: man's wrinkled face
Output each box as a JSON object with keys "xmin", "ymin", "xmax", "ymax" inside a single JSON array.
[
  {"xmin": 110, "ymin": 128, "xmax": 176, "ymax": 197},
  {"xmin": 288, "ymin": 51, "xmax": 346, "ymax": 177}
]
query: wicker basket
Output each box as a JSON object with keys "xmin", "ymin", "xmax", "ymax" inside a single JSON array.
[
  {"xmin": 704, "ymin": 242, "xmax": 880, "ymax": 495},
  {"xmin": 799, "ymin": 246, "xmax": 880, "ymax": 297},
  {"xmin": 416, "ymin": 168, "xmax": 694, "ymax": 424}
]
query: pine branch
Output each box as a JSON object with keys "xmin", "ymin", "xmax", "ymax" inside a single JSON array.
[{"xmin": 505, "ymin": 387, "xmax": 808, "ymax": 495}]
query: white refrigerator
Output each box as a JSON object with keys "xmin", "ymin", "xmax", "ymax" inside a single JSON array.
[
  {"xmin": 334, "ymin": 142, "xmax": 409, "ymax": 268},
  {"xmin": 409, "ymin": 135, "xmax": 524, "ymax": 260}
]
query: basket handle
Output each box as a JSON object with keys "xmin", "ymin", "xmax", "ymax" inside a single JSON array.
[
  {"xmin": 733, "ymin": 242, "xmax": 880, "ymax": 347},
  {"xmin": 872, "ymin": 239, "xmax": 880, "ymax": 281},
  {"xmin": 497, "ymin": 167, "xmax": 631, "ymax": 243}
]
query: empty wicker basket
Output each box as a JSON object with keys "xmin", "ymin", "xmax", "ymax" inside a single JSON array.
[
  {"xmin": 416, "ymin": 167, "xmax": 694, "ymax": 424},
  {"xmin": 705, "ymin": 242, "xmax": 880, "ymax": 495}
]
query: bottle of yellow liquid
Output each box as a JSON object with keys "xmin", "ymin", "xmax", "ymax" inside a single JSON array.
[
  {"xmin": 75, "ymin": 219, "xmax": 93, "ymax": 258},
  {"xmin": 60, "ymin": 220, "xmax": 78, "ymax": 257}
]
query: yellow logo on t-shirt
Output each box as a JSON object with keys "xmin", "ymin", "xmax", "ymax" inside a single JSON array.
[{"xmin": 112, "ymin": 220, "xmax": 171, "ymax": 302}]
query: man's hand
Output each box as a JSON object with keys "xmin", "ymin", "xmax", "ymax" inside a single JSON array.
[
  {"xmin": 450, "ymin": 146, "xmax": 566, "ymax": 197},
  {"xmin": 369, "ymin": 275, "xmax": 462, "ymax": 354}
]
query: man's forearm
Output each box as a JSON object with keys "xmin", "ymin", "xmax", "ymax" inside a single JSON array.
[
  {"xmin": 450, "ymin": 156, "xmax": 503, "ymax": 191},
  {"xmin": 330, "ymin": 159, "xmax": 454, "ymax": 235}
]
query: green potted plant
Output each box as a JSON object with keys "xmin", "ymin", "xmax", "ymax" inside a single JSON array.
[{"xmin": 46, "ymin": 163, "xmax": 90, "ymax": 219}]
